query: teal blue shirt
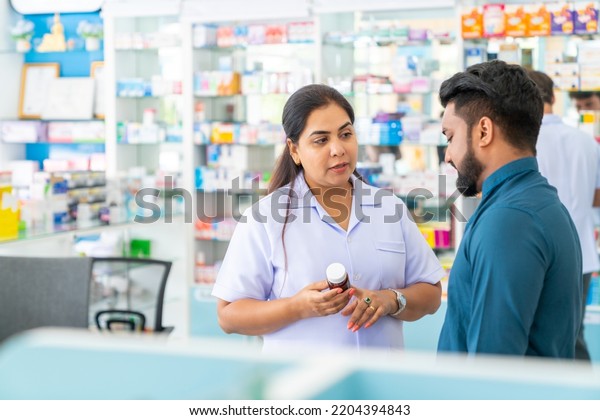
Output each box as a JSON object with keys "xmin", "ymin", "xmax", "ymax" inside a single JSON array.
[{"xmin": 438, "ymin": 157, "xmax": 582, "ymax": 358}]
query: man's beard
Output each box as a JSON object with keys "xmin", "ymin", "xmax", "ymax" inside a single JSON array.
[{"xmin": 456, "ymin": 141, "xmax": 483, "ymax": 198}]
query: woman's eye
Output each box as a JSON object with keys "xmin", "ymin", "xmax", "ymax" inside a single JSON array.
[
  {"xmin": 314, "ymin": 138, "xmax": 327, "ymax": 144},
  {"xmin": 447, "ymin": 137, "xmax": 453, "ymax": 144}
]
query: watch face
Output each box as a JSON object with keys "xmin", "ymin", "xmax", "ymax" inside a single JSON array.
[{"xmin": 398, "ymin": 293, "xmax": 406, "ymax": 310}]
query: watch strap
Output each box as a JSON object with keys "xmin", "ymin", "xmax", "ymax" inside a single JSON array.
[{"xmin": 388, "ymin": 288, "xmax": 406, "ymax": 317}]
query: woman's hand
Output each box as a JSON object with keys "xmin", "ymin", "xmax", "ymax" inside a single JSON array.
[
  {"xmin": 341, "ymin": 288, "xmax": 397, "ymax": 332},
  {"xmin": 292, "ymin": 280, "xmax": 354, "ymax": 319}
]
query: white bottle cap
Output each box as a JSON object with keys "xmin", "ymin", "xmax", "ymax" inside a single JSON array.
[{"xmin": 326, "ymin": 262, "xmax": 347, "ymax": 285}]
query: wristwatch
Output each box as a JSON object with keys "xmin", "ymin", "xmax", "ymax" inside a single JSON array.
[{"xmin": 388, "ymin": 288, "xmax": 406, "ymax": 317}]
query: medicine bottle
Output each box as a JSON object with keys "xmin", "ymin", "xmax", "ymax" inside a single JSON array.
[{"xmin": 326, "ymin": 262, "xmax": 350, "ymax": 291}]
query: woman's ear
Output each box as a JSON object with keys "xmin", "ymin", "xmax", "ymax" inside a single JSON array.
[{"xmin": 287, "ymin": 139, "xmax": 301, "ymax": 166}]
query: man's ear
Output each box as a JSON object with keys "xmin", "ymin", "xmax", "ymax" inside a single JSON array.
[
  {"xmin": 287, "ymin": 139, "xmax": 300, "ymax": 166},
  {"xmin": 477, "ymin": 117, "xmax": 494, "ymax": 148}
]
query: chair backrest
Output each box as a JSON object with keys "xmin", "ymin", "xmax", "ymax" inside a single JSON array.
[
  {"xmin": 90, "ymin": 257, "xmax": 172, "ymax": 332},
  {"xmin": 0, "ymin": 256, "xmax": 93, "ymax": 342}
]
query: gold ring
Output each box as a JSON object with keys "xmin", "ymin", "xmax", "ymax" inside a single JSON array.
[
  {"xmin": 367, "ymin": 306, "xmax": 376, "ymax": 312},
  {"xmin": 363, "ymin": 297, "xmax": 372, "ymax": 305}
]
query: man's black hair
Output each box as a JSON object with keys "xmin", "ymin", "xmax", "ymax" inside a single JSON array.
[{"xmin": 440, "ymin": 60, "xmax": 543, "ymax": 153}]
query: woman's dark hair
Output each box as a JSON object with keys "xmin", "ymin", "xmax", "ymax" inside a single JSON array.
[
  {"xmin": 269, "ymin": 84, "xmax": 356, "ymax": 193},
  {"xmin": 439, "ymin": 60, "xmax": 543, "ymax": 153},
  {"xmin": 527, "ymin": 70, "xmax": 554, "ymax": 105}
]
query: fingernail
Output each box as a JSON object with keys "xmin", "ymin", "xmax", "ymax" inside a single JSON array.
[
  {"xmin": 347, "ymin": 322, "xmax": 354, "ymax": 330},
  {"xmin": 352, "ymin": 326, "xmax": 359, "ymax": 333},
  {"xmin": 337, "ymin": 288, "xmax": 343, "ymax": 294},
  {"xmin": 348, "ymin": 288, "xmax": 355, "ymax": 296},
  {"xmin": 364, "ymin": 323, "xmax": 371, "ymax": 329}
]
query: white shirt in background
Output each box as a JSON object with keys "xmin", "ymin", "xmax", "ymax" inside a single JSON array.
[{"xmin": 536, "ymin": 114, "xmax": 600, "ymax": 274}]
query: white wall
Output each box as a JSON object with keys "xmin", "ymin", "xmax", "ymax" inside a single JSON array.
[
  {"xmin": 0, "ymin": 2, "xmax": 25, "ymax": 170},
  {"xmin": 0, "ymin": 2, "xmax": 23, "ymax": 120}
]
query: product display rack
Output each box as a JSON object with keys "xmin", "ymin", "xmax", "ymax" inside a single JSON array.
[{"xmin": 103, "ymin": 0, "xmax": 184, "ymax": 181}]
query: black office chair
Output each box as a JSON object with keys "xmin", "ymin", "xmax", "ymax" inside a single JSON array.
[
  {"xmin": 90, "ymin": 257, "xmax": 173, "ymax": 334},
  {"xmin": 0, "ymin": 256, "xmax": 93, "ymax": 342}
]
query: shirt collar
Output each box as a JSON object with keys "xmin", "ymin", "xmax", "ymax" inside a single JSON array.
[
  {"xmin": 287, "ymin": 171, "xmax": 383, "ymax": 209},
  {"xmin": 541, "ymin": 114, "xmax": 562, "ymax": 125},
  {"xmin": 482, "ymin": 157, "xmax": 538, "ymax": 197}
]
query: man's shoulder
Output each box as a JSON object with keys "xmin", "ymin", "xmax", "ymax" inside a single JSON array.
[
  {"xmin": 477, "ymin": 205, "xmax": 537, "ymax": 229},
  {"xmin": 467, "ymin": 206, "xmax": 550, "ymax": 261},
  {"xmin": 472, "ymin": 205, "xmax": 545, "ymax": 244}
]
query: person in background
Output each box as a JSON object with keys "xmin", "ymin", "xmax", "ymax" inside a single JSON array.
[
  {"xmin": 569, "ymin": 91, "xmax": 600, "ymax": 112},
  {"xmin": 437, "ymin": 61, "xmax": 582, "ymax": 358},
  {"xmin": 529, "ymin": 70, "xmax": 600, "ymax": 361},
  {"xmin": 212, "ymin": 84, "xmax": 443, "ymax": 352}
]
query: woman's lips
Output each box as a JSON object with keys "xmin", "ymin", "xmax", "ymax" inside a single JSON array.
[{"xmin": 330, "ymin": 163, "xmax": 349, "ymax": 174}]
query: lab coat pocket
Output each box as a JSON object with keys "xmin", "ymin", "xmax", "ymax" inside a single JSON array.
[{"xmin": 375, "ymin": 240, "xmax": 406, "ymax": 288}]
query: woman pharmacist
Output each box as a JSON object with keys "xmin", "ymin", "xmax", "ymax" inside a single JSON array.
[{"xmin": 212, "ymin": 84, "xmax": 443, "ymax": 351}]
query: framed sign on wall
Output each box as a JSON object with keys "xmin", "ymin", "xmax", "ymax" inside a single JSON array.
[
  {"xmin": 18, "ymin": 63, "xmax": 60, "ymax": 119},
  {"xmin": 41, "ymin": 78, "xmax": 95, "ymax": 121}
]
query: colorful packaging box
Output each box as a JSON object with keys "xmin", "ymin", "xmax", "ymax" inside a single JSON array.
[
  {"xmin": 434, "ymin": 229, "xmax": 451, "ymax": 249},
  {"xmin": 0, "ymin": 187, "xmax": 19, "ymax": 240},
  {"xmin": 526, "ymin": 4, "xmax": 551, "ymax": 36},
  {"xmin": 505, "ymin": 5, "xmax": 527, "ymax": 37},
  {"xmin": 574, "ymin": 1, "xmax": 599, "ymax": 34},
  {"xmin": 484, "ymin": 3, "xmax": 506, "ymax": 37},
  {"xmin": 461, "ymin": 7, "xmax": 484, "ymax": 39},
  {"xmin": 549, "ymin": 3, "xmax": 574, "ymax": 35},
  {"xmin": 418, "ymin": 226, "xmax": 436, "ymax": 249}
]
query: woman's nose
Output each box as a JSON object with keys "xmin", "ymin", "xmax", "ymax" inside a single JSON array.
[{"xmin": 330, "ymin": 138, "xmax": 345, "ymax": 156}]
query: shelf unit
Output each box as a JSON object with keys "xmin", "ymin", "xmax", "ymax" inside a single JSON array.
[
  {"xmin": 321, "ymin": 9, "xmax": 458, "ymax": 107},
  {"xmin": 103, "ymin": 1, "xmax": 184, "ymax": 181},
  {"xmin": 457, "ymin": 0, "xmax": 600, "ymax": 121}
]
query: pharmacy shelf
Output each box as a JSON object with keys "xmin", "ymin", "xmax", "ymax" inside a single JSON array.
[{"xmin": 0, "ymin": 219, "xmax": 138, "ymax": 245}]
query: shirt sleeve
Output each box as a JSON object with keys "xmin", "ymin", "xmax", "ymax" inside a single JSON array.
[
  {"xmin": 211, "ymin": 206, "xmax": 274, "ymax": 302},
  {"xmin": 467, "ymin": 207, "xmax": 547, "ymax": 355},
  {"xmin": 400, "ymin": 201, "xmax": 446, "ymax": 286}
]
